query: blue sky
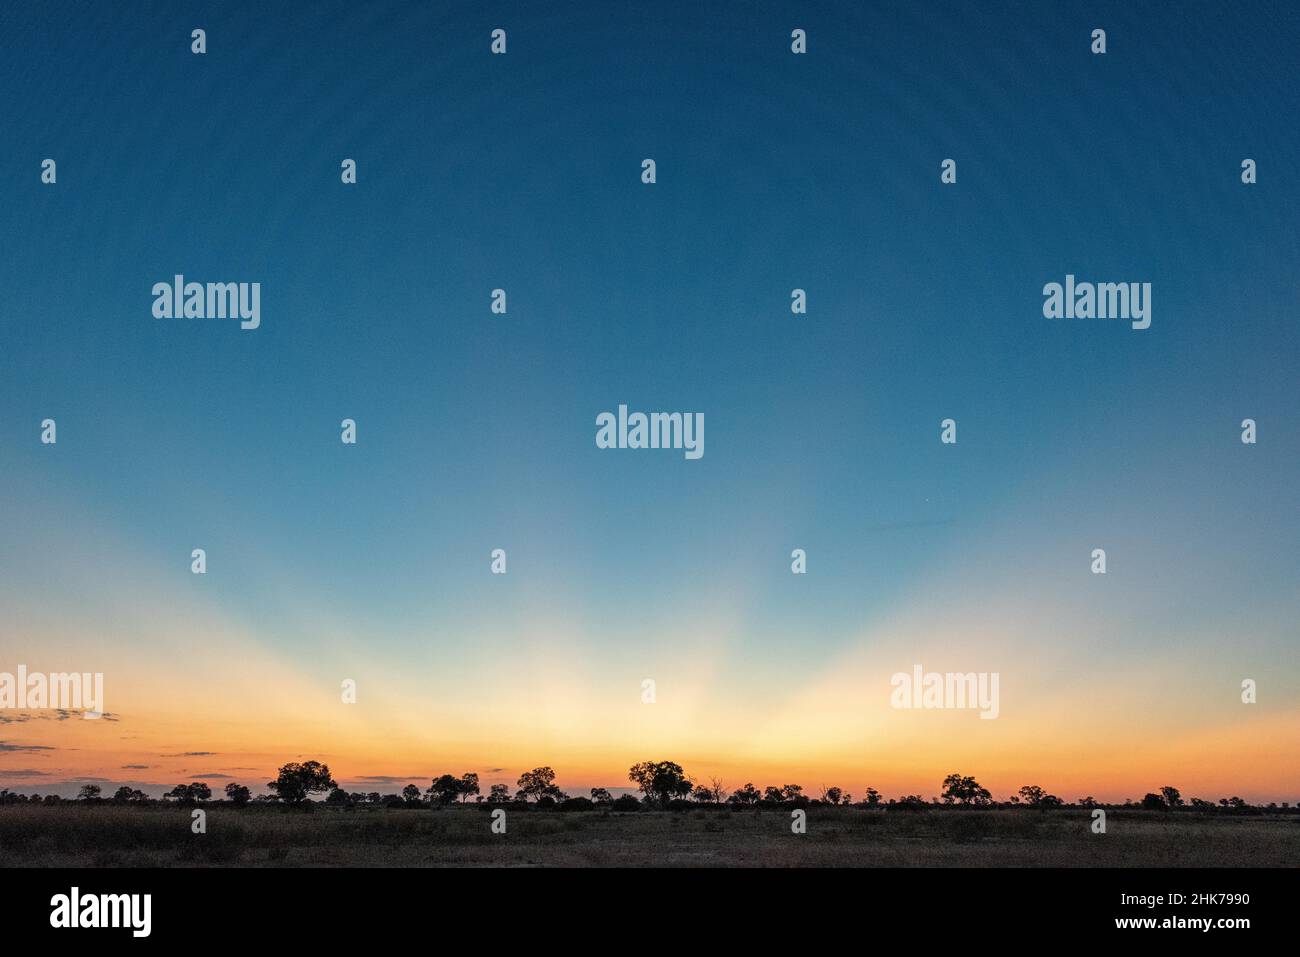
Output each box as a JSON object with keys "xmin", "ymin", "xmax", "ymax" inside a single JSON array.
[{"xmin": 0, "ymin": 1, "xmax": 1297, "ymax": 799}]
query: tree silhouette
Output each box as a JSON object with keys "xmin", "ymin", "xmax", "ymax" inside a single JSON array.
[
  {"xmin": 267, "ymin": 761, "xmax": 336, "ymax": 805},
  {"xmin": 225, "ymin": 783, "xmax": 251, "ymax": 806},
  {"xmin": 1018, "ymin": 785, "xmax": 1045, "ymax": 806},
  {"xmin": 517, "ymin": 767, "xmax": 559, "ymax": 802},
  {"xmin": 166, "ymin": 782, "xmax": 211, "ymax": 803},
  {"xmin": 628, "ymin": 761, "xmax": 692, "ymax": 805},
  {"xmin": 941, "ymin": 773, "xmax": 992, "ymax": 806},
  {"xmin": 427, "ymin": 774, "xmax": 463, "ymax": 805},
  {"xmin": 729, "ymin": 783, "xmax": 761, "ymax": 805},
  {"xmin": 65, "ymin": 757, "xmax": 1263, "ymax": 823},
  {"xmin": 459, "ymin": 773, "xmax": 480, "ymax": 803},
  {"xmin": 710, "ymin": 778, "xmax": 725, "ymax": 805}
]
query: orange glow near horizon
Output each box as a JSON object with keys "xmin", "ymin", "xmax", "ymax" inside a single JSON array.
[
  {"xmin": 3, "ymin": 474, "xmax": 1296, "ymax": 805},
  {"xmin": 5, "ymin": 667, "xmax": 1297, "ymax": 803}
]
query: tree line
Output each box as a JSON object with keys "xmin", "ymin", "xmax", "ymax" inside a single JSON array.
[{"xmin": 0, "ymin": 762, "xmax": 1290, "ymax": 813}]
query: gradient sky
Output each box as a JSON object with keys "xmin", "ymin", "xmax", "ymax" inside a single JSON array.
[{"xmin": 1, "ymin": 0, "xmax": 1297, "ymax": 803}]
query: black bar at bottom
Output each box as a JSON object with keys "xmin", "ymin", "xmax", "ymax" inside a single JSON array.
[{"xmin": 0, "ymin": 866, "xmax": 1286, "ymax": 941}]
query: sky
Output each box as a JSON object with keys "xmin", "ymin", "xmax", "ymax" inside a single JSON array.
[{"xmin": 0, "ymin": 0, "xmax": 1297, "ymax": 804}]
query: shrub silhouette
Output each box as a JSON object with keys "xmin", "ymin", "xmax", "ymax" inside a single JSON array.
[{"xmin": 890, "ymin": 795, "xmax": 928, "ymax": 812}]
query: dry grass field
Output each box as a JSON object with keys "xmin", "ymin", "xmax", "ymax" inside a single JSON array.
[{"xmin": 2, "ymin": 805, "xmax": 1296, "ymax": 867}]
